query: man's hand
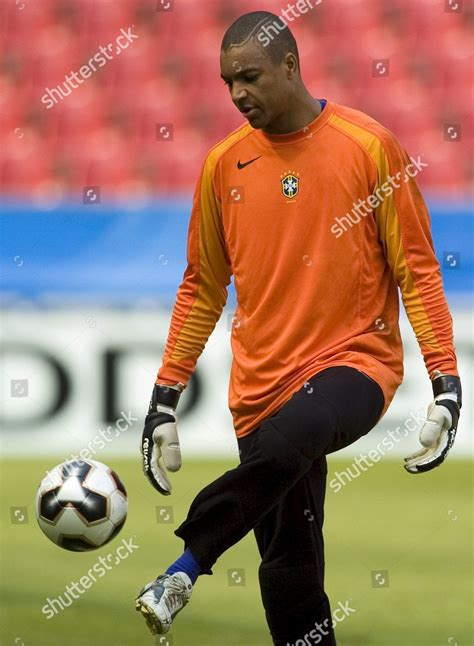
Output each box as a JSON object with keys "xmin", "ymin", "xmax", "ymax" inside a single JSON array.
[
  {"xmin": 404, "ymin": 374, "xmax": 462, "ymax": 474},
  {"xmin": 140, "ymin": 383, "xmax": 185, "ymax": 495}
]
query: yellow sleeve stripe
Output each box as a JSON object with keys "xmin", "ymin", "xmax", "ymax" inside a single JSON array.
[
  {"xmin": 167, "ymin": 125, "xmax": 252, "ymax": 363},
  {"xmin": 328, "ymin": 113, "xmax": 442, "ymax": 351},
  {"xmin": 205, "ymin": 122, "xmax": 255, "ymax": 195}
]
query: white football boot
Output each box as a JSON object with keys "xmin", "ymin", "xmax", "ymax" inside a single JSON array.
[{"xmin": 135, "ymin": 572, "xmax": 193, "ymax": 635}]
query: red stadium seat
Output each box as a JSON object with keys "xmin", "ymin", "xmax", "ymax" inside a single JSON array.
[
  {"xmin": 1, "ymin": 134, "xmax": 52, "ymax": 190},
  {"xmin": 81, "ymin": 0, "xmax": 136, "ymax": 35},
  {"xmin": 0, "ymin": 0, "xmax": 470, "ymax": 196}
]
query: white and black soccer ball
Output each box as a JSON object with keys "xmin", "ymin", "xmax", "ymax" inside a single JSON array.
[{"xmin": 35, "ymin": 459, "xmax": 128, "ymax": 552}]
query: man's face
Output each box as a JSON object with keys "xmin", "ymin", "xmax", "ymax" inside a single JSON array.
[{"xmin": 220, "ymin": 40, "xmax": 291, "ymax": 130}]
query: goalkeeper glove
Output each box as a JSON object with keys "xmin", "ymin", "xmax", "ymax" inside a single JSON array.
[
  {"xmin": 404, "ymin": 373, "xmax": 462, "ymax": 474},
  {"xmin": 140, "ymin": 382, "xmax": 185, "ymax": 495}
]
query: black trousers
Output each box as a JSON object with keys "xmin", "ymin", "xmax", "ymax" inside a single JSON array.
[{"xmin": 174, "ymin": 366, "xmax": 385, "ymax": 644}]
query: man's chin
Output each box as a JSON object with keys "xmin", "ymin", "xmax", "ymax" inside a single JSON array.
[{"xmin": 245, "ymin": 112, "xmax": 265, "ymax": 129}]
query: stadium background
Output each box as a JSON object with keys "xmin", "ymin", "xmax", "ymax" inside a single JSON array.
[{"xmin": 1, "ymin": 1, "xmax": 472, "ymax": 645}]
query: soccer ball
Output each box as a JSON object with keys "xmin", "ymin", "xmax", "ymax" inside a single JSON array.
[{"xmin": 35, "ymin": 459, "xmax": 128, "ymax": 552}]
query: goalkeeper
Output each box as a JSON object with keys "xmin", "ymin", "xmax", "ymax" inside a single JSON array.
[{"xmin": 135, "ymin": 11, "xmax": 462, "ymax": 645}]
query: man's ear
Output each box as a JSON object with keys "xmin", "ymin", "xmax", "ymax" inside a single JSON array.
[{"xmin": 284, "ymin": 53, "xmax": 299, "ymax": 79}]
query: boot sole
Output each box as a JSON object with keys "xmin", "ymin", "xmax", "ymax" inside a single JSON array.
[{"xmin": 135, "ymin": 598, "xmax": 169, "ymax": 635}]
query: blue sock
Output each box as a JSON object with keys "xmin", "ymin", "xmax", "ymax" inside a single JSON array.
[{"xmin": 165, "ymin": 548, "xmax": 201, "ymax": 585}]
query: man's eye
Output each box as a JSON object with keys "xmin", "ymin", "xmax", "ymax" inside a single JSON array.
[{"xmin": 245, "ymin": 75, "xmax": 258, "ymax": 82}]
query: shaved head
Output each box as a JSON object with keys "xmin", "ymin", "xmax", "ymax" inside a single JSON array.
[
  {"xmin": 219, "ymin": 10, "xmax": 319, "ymax": 135},
  {"xmin": 221, "ymin": 11, "xmax": 300, "ymax": 69}
]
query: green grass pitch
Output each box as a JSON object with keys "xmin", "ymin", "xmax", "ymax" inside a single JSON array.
[{"xmin": 1, "ymin": 457, "xmax": 472, "ymax": 645}]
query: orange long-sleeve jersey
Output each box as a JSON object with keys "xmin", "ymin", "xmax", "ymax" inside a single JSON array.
[{"xmin": 156, "ymin": 100, "xmax": 459, "ymax": 439}]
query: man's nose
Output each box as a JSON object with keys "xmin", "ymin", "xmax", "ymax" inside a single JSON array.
[{"xmin": 231, "ymin": 82, "xmax": 247, "ymax": 104}]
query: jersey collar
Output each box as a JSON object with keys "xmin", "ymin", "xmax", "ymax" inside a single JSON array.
[{"xmin": 255, "ymin": 99, "xmax": 335, "ymax": 146}]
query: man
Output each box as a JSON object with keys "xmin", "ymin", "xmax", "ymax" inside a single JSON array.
[{"xmin": 135, "ymin": 11, "xmax": 462, "ymax": 645}]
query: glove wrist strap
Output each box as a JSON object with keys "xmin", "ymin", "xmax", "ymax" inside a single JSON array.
[
  {"xmin": 432, "ymin": 374, "xmax": 462, "ymax": 409},
  {"xmin": 149, "ymin": 383, "xmax": 183, "ymax": 412}
]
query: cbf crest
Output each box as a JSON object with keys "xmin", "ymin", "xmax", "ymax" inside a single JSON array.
[{"xmin": 280, "ymin": 170, "xmax": 300, "ymax": 199}]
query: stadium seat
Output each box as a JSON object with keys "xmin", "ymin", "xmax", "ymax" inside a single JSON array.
[{"xmin": 0, "ymin": 0, "xmax": 470, "ymax": 196}]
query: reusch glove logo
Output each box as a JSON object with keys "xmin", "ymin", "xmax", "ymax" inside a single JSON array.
[
  {"xmin": 141, "ymin": 412, "xmax": 175, "ymax": 495},
  {"xmin": 142, "ymin": 437, "xmax": 150, "ymax": 470}
]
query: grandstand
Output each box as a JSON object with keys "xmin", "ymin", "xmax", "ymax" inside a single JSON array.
[{"xmin": 1, "ymin": 0, "xmax": 472, "ymax": 198}]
